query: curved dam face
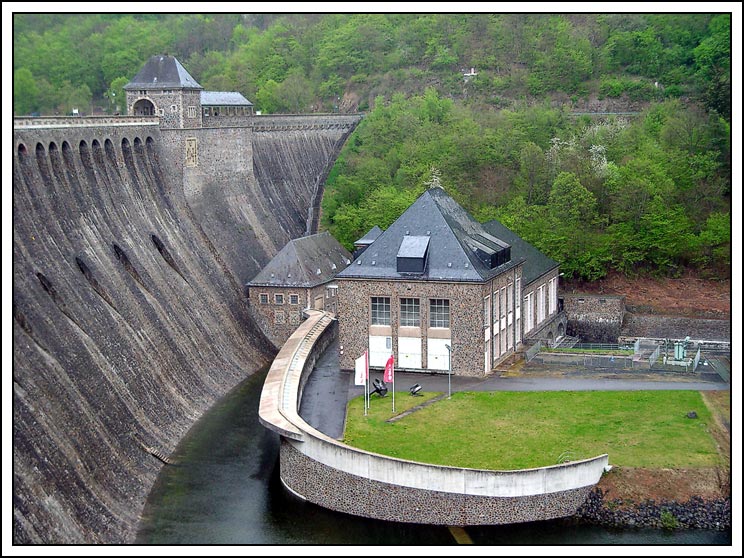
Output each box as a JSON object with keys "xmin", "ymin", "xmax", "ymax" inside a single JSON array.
[
  {"xmin": 170, "ymin": 115, "xmax": 360, "ymax": 286},
  {"xmin": 11, "ymin": 115, "xmax": 360, "ymax": 543}
]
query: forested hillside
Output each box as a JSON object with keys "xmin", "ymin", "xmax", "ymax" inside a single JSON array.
[{"xmin": 13, "ymin": 12, "xmax": 731, "ymax": 279}]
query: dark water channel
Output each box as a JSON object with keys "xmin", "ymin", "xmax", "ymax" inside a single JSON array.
[{"xmin": 135, "ymin": 365, "xmax": 731, "ymax": 546}]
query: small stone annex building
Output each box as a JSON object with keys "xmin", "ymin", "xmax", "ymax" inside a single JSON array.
[
  {"xmin": 124, "ymin": 54, "xmax": 253, "ymax": 128},
  {"xmin": 336, "ymin": 186, "xmax": 564, "ymax": 377},
  {"xmin": 246, "ymin": 231, "xmax": 353, "ymax": 346}
]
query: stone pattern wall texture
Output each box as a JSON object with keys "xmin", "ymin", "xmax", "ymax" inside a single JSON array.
[
  {"xmin": 563, "ymin": 293, "xmax": 626, "ymax": 343},
  {"xmin": 337, "ymin": 278, "xmax": 485, "ymax": 376},
  {"xmin": 12, "ymin": 114, "xmax": 358, "ymax": 543},
  {"xmin": 280, "ymin": 440, "xmax": 594, "ymax": 525},
  {"xmin": 247, "ymin": 285, "xmax": 308, "ymax": 347},
  {"xmin": 620, "ymin": 313, "xmax": 731, "ymax": 342}
]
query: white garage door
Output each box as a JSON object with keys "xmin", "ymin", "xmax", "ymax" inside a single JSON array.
[
  {"xmin": 427, "ymin": 338, "xmax": 451, "ymax": 371},
  {"xmin": 369, "ymin": 335, "xmax": 392, "ymax": 368},
  {"xmin": 398, "ymin": 336, "xmax": 422, "ymax": 369}
]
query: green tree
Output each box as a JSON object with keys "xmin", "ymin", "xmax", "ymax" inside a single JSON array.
[
  {"xmin": 515, "ymin": 141, "xmax": 550, "ymax": 204},
  {"xmin": 14, "ymin": 68, "xmax": 39, "ymax": 115},
  {"xmin": 693, "ymin": 15, "xmax": 731, "ymax": 120},
  {"xmin": 693, "ymin": 211, "xmax": 731, "ymax": 272},
  {"xmin": 255, "ymin": 80, "xmax": 281, "ymax": 114},
  {"xmin": 277, "ymin": 70, "xmax": 313, "ymax": 113},
  {"xmin": 105, "ymin": 77, "xmax": 128, "ymax": 114}
]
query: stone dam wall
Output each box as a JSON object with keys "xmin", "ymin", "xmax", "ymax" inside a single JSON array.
[
  {"xmin": 160, "ymin": 114, "xmax": 360, "ymax": 287},
  {"xmin": 12, "ymin": 115, "xmax": 359, "ymax": 543}
]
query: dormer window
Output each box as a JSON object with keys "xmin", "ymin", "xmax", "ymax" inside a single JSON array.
[{"xmin": 396, "ymin": 236, "xmax": 430, "ymax": 274}]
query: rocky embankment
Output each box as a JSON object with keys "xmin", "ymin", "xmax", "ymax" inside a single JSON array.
[{"xmin": 575, "ymin": 487, "xmax": 731, "ymax": 531}]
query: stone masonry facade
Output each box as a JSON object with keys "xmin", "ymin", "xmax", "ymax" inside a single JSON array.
[
  {"xmin": 280, "ymin": 440, "xmax": 594, "ymax": 526},
  {"xmin": 248, "ymin": 283, "xmax": 339, "ymax": 348},
  {"xmin": 338, "ymin": 277, "xmax": 505, "ymax": 377},
  {"xmin": 522, "ymin": 268, "xmax": 566, "ymax": 344},
  {"xmin": 562, "ymin": 293, "xmax": 626, "ymax": 343},
  {"xmin": 480, "ymin": 264, "xmax": 524, "ymax": 373},
  {"xmin": 126, "ymin": 89, "xmax": 202, "ymax": 129}
]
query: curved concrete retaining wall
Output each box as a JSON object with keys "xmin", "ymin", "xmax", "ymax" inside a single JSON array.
[{"xmin": 259, "ymin": 311, "xmax": 609, "ymax": 525}]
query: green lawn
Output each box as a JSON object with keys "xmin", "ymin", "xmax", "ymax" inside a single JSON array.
[{"xmin": 343, "ymin": 391, "xmax": 721, "ymax": 470}]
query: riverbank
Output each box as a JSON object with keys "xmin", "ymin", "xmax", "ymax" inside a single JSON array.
[
  {"xmin": 575, "ymin": 486, "xmax": 731, "ymax": 531},
  {"xmin": 575, "ymin": 385, "xmax": 732, "ymax": 532}
]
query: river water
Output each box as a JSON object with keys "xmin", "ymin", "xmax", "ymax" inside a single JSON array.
[{"xmin": 135, "ymin": 365, "xmax": 731, "ymax": 547}]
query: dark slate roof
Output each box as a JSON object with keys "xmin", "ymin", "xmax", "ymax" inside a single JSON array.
[
  {"xmin": 338, "ymin": 187, "xmax": 522, "ymax": 283},
  {"xmin": 354, "ymin": 225, "xmax": 383, "ymax": 246},
  {"xmin": 201, "ymin": 91, "xmax": 253, "ymax": 106},
  {"xmin": 482, "ymin": 219, "xmax": 558, "ymax": 286},
  {"xmin": 248, "ymin": 231, "xmax": 353, "ymax": 288},
  {"xmin": 124, "ymin": 55, "xmax": 202, "ymax": 90}
]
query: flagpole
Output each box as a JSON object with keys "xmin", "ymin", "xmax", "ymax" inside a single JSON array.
[
  {"xmin": 391, "ymin": 353, "xmax": 395, "ymax": 413},
  {"xmin": 392, "ymin": 368, "xmax": 395, "ymax": 413},
  {"xmin": 365, "ymin": 350, "xmax": 369, "ymax": 416}
]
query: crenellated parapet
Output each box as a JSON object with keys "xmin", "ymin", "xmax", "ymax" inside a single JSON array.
[
  {"xmin": 250, "ymin": 113, "xmax": 363, "ymax": 132},
  {"xmin": 14, "ymin": 116, "xmax": 160, "ymax": 129}
]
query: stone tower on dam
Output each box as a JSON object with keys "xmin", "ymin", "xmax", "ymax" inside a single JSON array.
[{"xmin": 12, "ymin": 55, "xmax": 361, "ymax": 543}]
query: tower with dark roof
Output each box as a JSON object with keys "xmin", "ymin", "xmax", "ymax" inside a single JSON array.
[{"xmin": 124, "ymin": 54, "xmax": 204, "ymax": 128}]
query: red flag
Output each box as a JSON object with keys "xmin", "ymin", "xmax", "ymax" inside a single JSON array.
[{"xmin": 383, "ymin": 354, "xmax": 394, "ymax": 383}]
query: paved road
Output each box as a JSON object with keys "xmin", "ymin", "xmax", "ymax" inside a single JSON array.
[{"xmin": 299, "ymin": 338, "xmax": 730, "ymax": 439}]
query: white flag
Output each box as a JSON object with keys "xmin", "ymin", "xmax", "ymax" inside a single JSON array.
[{"xmin": 354, "ymin": 351, "xmax": 368, "ymax": 386}]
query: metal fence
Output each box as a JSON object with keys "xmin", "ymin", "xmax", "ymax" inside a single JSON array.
[
  {"xmin": 570, "ymin": 342, "xmax": 626, "ymax": 351},
  {"xmin": 533, "ymin": 352, "xmax": 633, "ymax": 369},
  {"xmin": 528, "ymin": 336, "xmax": 724, "ymax": 376}
]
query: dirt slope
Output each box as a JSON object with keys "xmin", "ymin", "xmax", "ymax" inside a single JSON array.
[{"xmin": 564, "ymin": 270, "xmax": 731, "ymax": 319}]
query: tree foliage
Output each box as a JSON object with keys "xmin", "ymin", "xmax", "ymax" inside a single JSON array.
[
  {"xmin": 323, "ymin": 91, "xmax": 730, "ymax": 280},
  {"xmin": 12, "ymin": 13, "xmax": 730, "ymax": 279},
  {"xmin": 13, "ymin": 13, "xmax": 729, "ymax": 119}
]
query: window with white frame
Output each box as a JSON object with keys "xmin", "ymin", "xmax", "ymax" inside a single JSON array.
[
  {"xmin": 537, "ymin": 284, "xmax": 545, "ymax": 323},
  {"xmin": 289, "ymin": 294, "xmax": 300, "ymax": 305},
  {"xmin": 483, "ymin": 295, "xmax": 490, "ymax": 327},
  {"xmin": 549, "ymin": 277, "xmax": 557, "ymax": 314},
  {"xmin": 259, "ymin": 293, "xmax": 269, "ymax": 305},
  {"xmin": 187, "ymin": 106, "xmax": 197, "ymax": 119},
  {"xmin": 525, "ymin": 292, "xmax": 534, "ymax": 332},
  {"xmin": 171, "ymin": 104, "xmax": 178, "ymax": 113},
  {"xmin": 429, "ymin": 299, "xmax": 450, "ymax": 328},
  {"xmin": 371, "ymin": 297, "xmax": 391, "ymax": 325},
  {"xmin": 515, "ymin": 278, "xmax": 521, "ymax": 342},
  {"xmin": 400, "ymin": 298, "xmax": 420, "ymax": 327},
  {"xmin": 274, "ymin": 293, "xmax": 284, "ymax": 305},
  {"xmin": 500, "ymin": 287, "xmax": 507, "ymax": 331},
  {"xmin": 507, "ymin": 282, "xmax": 513, "ymax": 326}
]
